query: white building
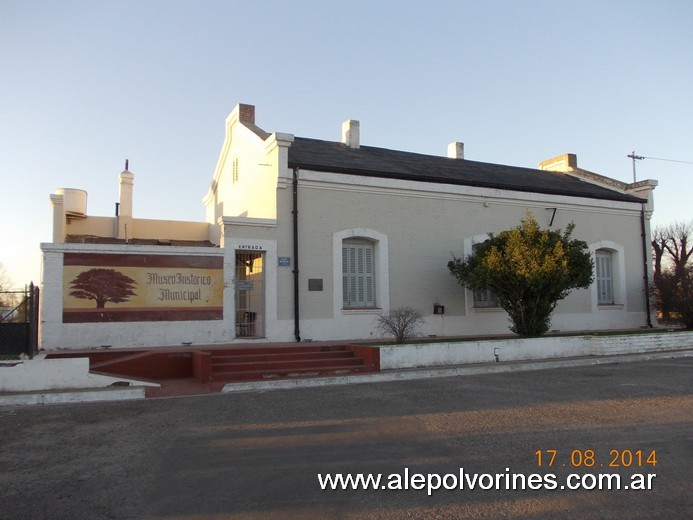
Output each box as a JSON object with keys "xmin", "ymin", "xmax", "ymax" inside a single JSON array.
[{"xmin": 40, "ymin": 103, "xmax": 658, "ymax": 349}]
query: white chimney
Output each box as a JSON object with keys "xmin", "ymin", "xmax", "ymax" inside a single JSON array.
[
  {"xmin": 341, "ymin": 119, "xmax": 360, "ymax": 149},
  {"xmin": 117, "ymin": 164, "xmax": 134, "ymax": 240},
  {"xmin": 539, "ymin": 153, "xmax": 578, "ymax": 172},
  {"xmin": 447, "ymin": 141, "xmax": 464, "ymax": 159},
  {"xmin": 49, "ymin": 193, "xmax": 66, "ymax": 243}
]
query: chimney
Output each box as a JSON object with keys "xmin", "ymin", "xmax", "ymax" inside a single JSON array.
[
  {"xmin": 117, "ymin": 164, "xmax": 134, "ymax": 240},
  {"xmin": 341, "ymin": 119, "xmax": 360, "ymax": 149},
  {"xmin": 539, "ymin": 153, "xmax": 578, "ymax": 172},
  {"xmin": 238, "ymin": 104, "xmax": 256, "ymax": 125},
  {"xmin": 447, "ymin": 141, "xmax": 464, "ymax": 159},
  {"xmin": 49, "ymin": 193, "xmax": 66, "ymax": 242}
]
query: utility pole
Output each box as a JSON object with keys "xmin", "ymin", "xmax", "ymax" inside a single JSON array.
[{"xmin": 627, "ymin": 151, "xmax": 645, "ymax": 182}]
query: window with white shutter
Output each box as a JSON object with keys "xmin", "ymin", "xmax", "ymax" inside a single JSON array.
[
  {"xmin": 342, "ymin": 239, "xmax": 376, "ymax": 308},
  {"xmin": 596, "ymin": 249, "xmax": 614, "ymax": 305}
]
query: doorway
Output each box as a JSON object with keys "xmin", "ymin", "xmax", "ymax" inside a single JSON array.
[{"xmin": 235, "ymin": 251, "xmax": 265, "ymax": 338}]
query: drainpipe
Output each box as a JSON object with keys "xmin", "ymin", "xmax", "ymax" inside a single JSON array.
[
  {"xmin": 292, "ymin": 166, "xmax": 301, "ymax": 342},
  {"xmin": 640, "ymin": 204, "xmax": 653, "ymax": 328}
]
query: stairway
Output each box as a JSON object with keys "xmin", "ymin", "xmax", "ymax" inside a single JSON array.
[{"xmin": 209, "ymin": 344, "xmax": 378, "ymax": 382}]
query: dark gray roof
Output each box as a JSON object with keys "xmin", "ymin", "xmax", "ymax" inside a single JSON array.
[{"xmin": 287, "ymin": 137, "xmax": 644, "ymax": 203}]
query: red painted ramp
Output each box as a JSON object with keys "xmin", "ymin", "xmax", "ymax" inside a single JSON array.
[{"xmin": 45, "ymin": 344, "xmax": 380, "ymax": 397}]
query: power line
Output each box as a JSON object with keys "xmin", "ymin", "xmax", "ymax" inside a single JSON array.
[
  {"xmin": 627, "ymin": 151, "xmax": 693, "ymax": 182},
  {"xmin": 641, "ymin": 156, "xmax": 693, "ymax": 165}
]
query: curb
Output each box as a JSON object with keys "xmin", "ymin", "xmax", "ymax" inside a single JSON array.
[{"xmin": 0, "ymin": 386, "xmax": 146, "ymax": 407}]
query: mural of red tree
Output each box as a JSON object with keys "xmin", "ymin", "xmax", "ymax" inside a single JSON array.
[{"xmin": 69, "ymin": 268, "xmax": 137, "ymax": 308}]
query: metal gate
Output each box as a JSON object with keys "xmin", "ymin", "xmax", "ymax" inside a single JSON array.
[
  {"xmin": 235, "ymin": 252, "xmax": 265, "ymax": 338},
  {"xmin": 0, "ymin": 283, "xmax": 39, "ymax": 358}
]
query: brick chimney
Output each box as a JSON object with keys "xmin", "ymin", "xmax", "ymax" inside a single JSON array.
[
  {"xmin": 341, "ymin": 119, "xmax": 360, "ymax": 149},
  {"xmin": 238, "ymin": 104, "xmax": 256, "ymax": 125}
]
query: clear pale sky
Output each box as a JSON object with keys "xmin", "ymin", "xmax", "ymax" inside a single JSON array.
[{"xmin": 1, "ymin": 0, "xmax": 692, "ymax": 288}]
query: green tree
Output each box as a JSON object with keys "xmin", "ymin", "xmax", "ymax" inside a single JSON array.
[{"xmin": 448, "ymin": 212, "xmax": 594, "ymax": 336}]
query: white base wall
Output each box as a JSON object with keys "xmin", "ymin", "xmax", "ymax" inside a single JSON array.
[
  {"xmin": 40, "ymin": 320, "xmax": 235, "ymax": 349},
  {"xmin": 0, "ymin": 357, "xmax": 158, "ymax": 392},
  {"xmin": 379, "ymin": 331, "xmax": 693, "ymax": 370}
]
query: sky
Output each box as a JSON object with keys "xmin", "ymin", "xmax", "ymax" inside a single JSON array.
[{"xmin": 1, "ymin": 0, "xmax": 692, "ymax": 288}]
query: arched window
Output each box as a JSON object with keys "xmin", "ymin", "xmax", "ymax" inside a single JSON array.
[
  {"xmin": 595, "ymin": 249, "xmax": 614, "ymax": 305},
  {"xmin": 333, "ymin": 228, "xmax": 388, "ymax": 314},
  {"xmin": 342, "ymin": 239, "xmax": 375, "ymax": 308}
]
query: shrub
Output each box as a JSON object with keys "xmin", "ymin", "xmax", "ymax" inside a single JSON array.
[{"xmin": 375, "ymin": 307, "xmax": 424, "ymax": 343}]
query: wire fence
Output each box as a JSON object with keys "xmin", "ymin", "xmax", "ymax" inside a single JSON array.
[{"xmin": 0, "ymin": 284, "xmax": 39, "ymax": 359}]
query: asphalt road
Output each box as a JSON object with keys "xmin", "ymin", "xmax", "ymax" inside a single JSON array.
[{"xmin": 1, "ymin": 357, "xmax": 691, "ymax": 520}]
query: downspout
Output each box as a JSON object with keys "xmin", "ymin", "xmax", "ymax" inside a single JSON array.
[
  {"xmin": 640, "ymin": 203, "xmax": 653, "ymax": 327},
  {"xmin": 114, "ymin": 202, "xmax": 120, "ymax": 238},
  {"xmin": 292, "ymin": 166, "xmax": 301, "ymax": 342}
]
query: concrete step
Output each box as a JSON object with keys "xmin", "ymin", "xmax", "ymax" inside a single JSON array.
[
  {"xmin": 212, "ymin": 350, "xmax": 353, "ymax": 364},
  {"xmin": 206, "ymin": 345, "xmax": 372, "ymax": 383},
  {"xmin": 209, "ymin": 345, "xmax": 348, "ymax": 358},
  {"xmin": 212, "ymin": 364, "xmax": 377, "ymax": 382},
  {"xmin": 213, "ymin": 356, "xmax": 364, "ymax": 373}
]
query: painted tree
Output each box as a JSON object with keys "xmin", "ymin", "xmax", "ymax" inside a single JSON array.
[
  {"xmin": 69, "ymin": 268, "xmax": 137, "ymax": 308},
  {"xmin": 448, "ymin": 212, "xmax": 594, "ymax": 336}
]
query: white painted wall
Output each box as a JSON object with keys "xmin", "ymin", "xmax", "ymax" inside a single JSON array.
[
  {"xmin": 0, "ymin": 357, "xmax": 157, "ymax": 392},
  {"xmin": 40, "ymin": 243, "xmax": 233, "ymax": 349},
  {"xmin": 379, "ymin": 331, "xmax": 693, "ymax": 370},
  {"xmin": 203, "ymin": 106, "xmax": 289, "ymax": 224},
  {"xmin": 286, "ymin": 168, "xmax": 651, "ymax": 341}
]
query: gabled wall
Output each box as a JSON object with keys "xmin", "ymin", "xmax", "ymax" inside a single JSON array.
[{"xmin": 203, "ymin": 104, "xmax": 286, "ymax": 225}]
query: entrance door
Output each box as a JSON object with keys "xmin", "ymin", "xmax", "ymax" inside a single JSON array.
[{"xmin": 235, "ymin": 251, "xmax": 265, "ymax": 338}]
